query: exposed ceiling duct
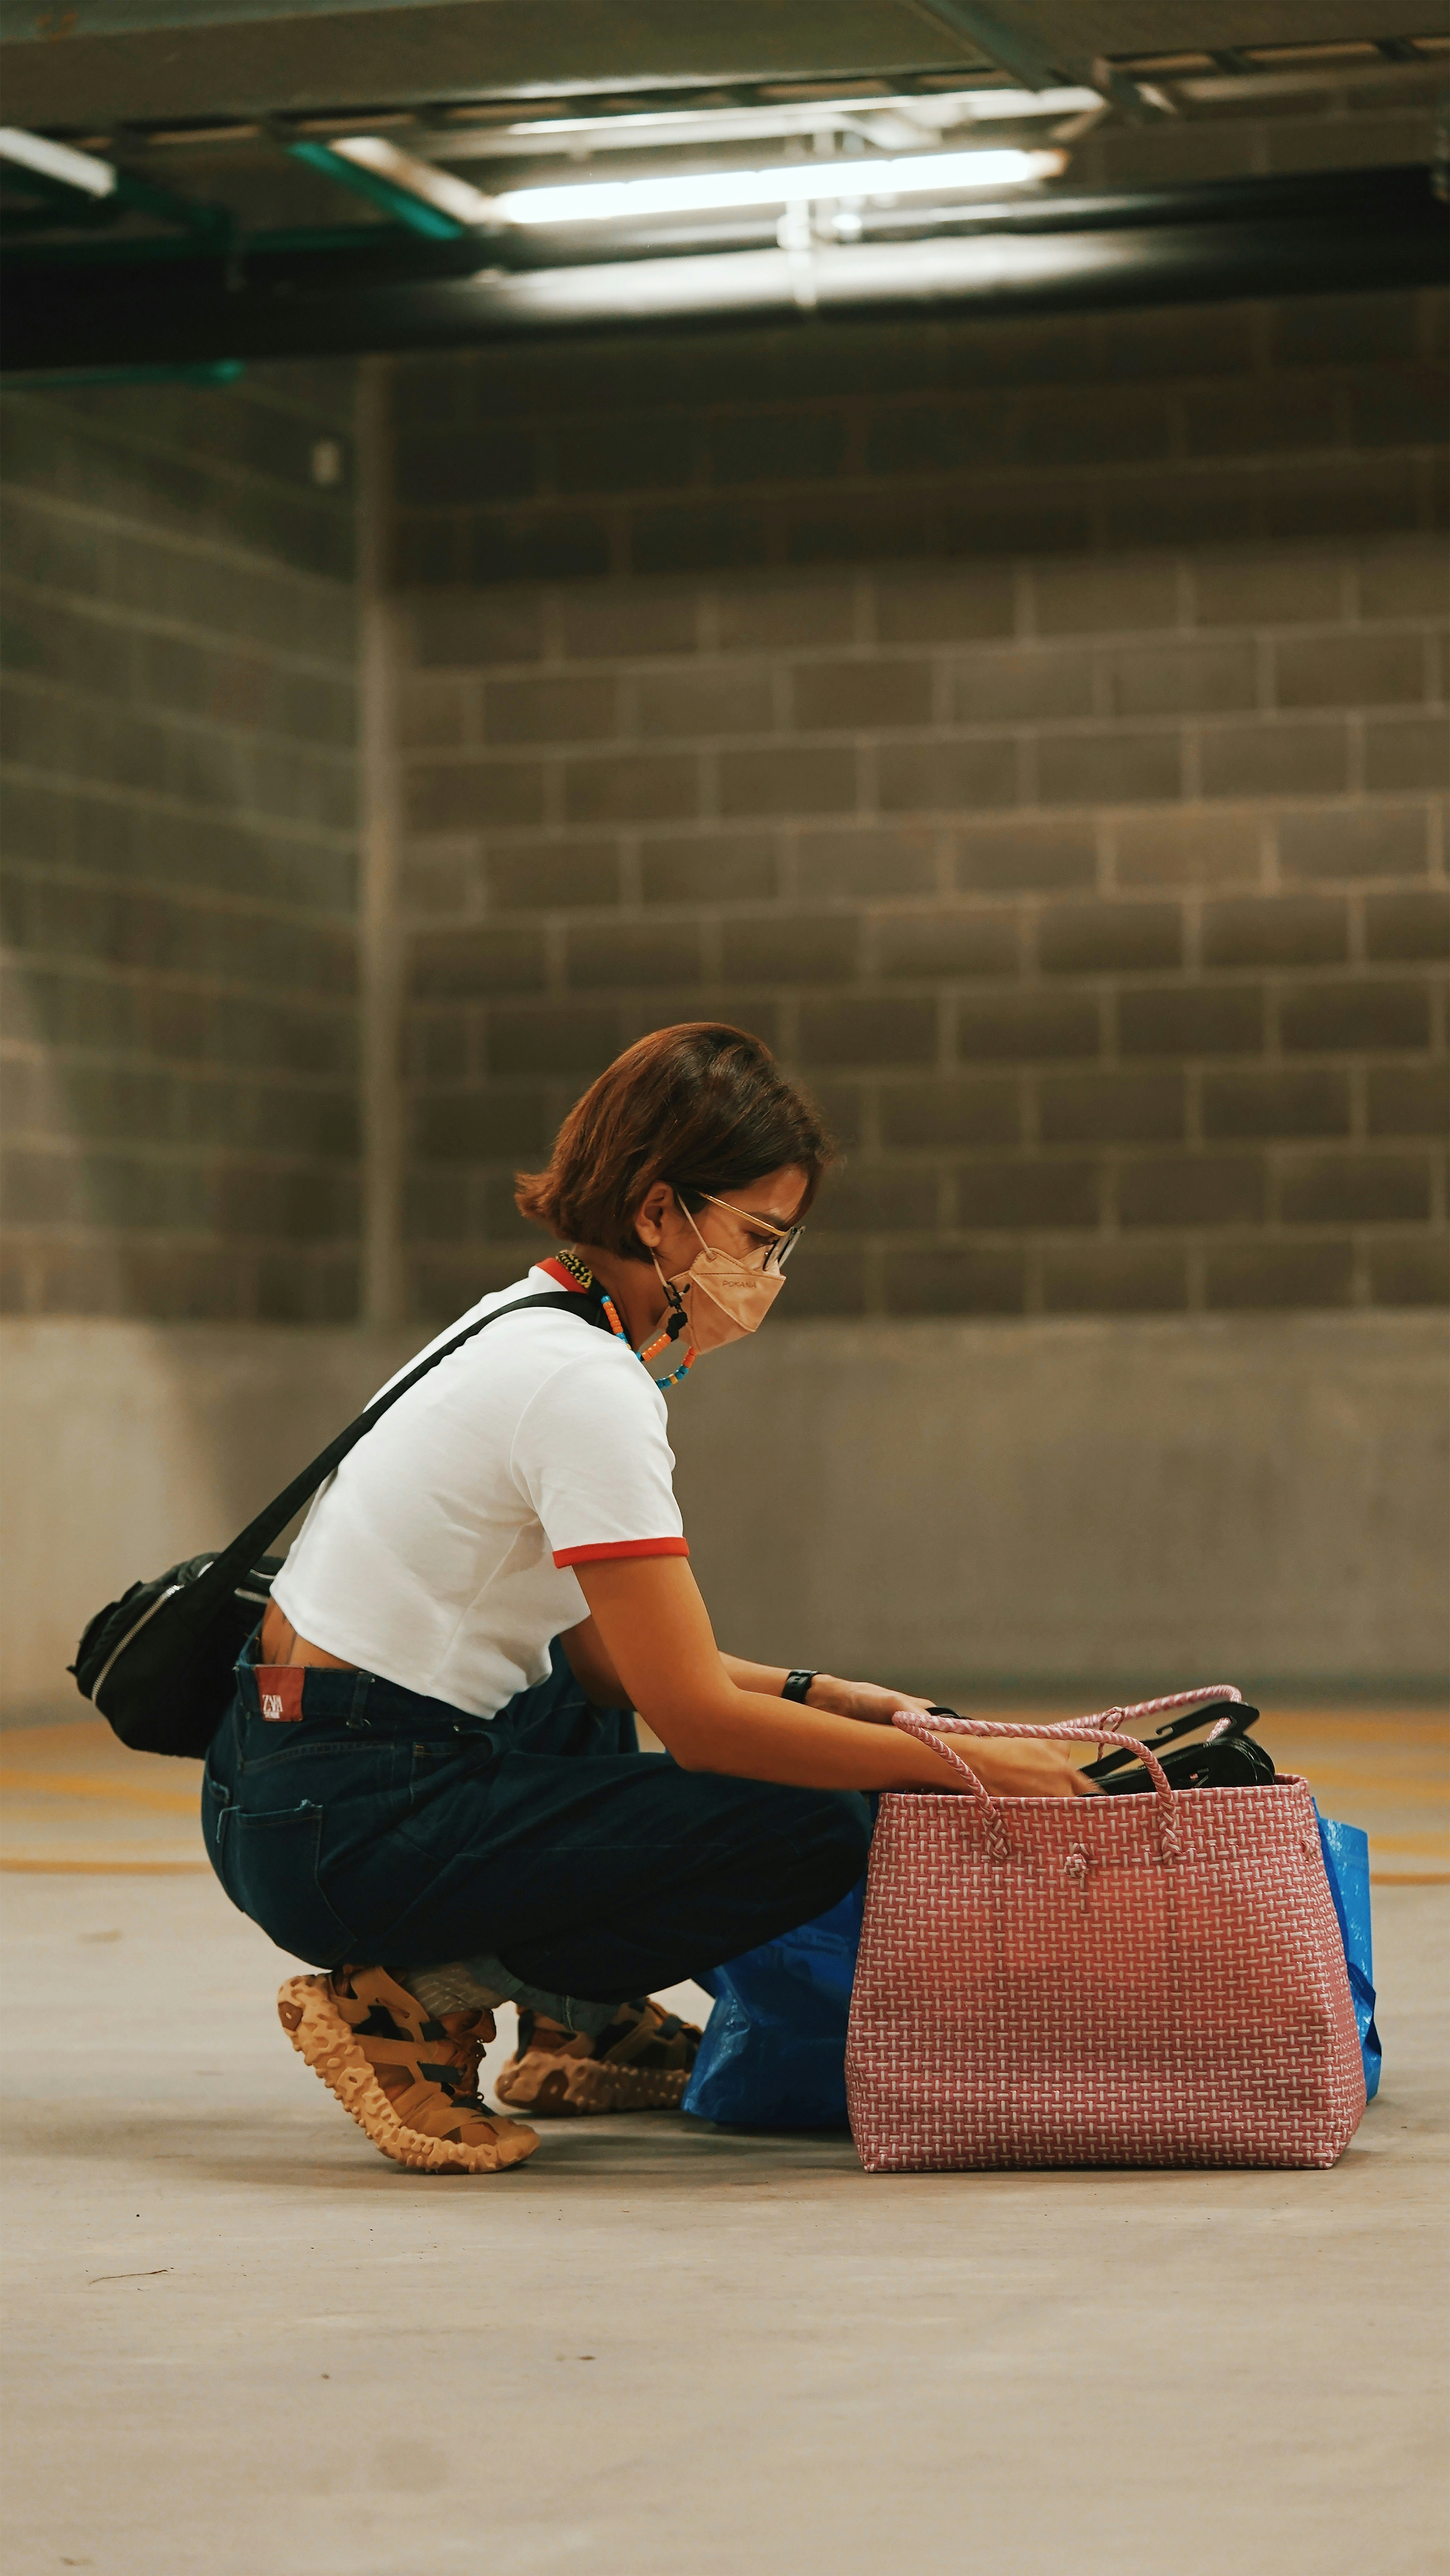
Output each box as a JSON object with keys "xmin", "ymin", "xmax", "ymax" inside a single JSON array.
[{"xmin": 4, "ymin": 165, "xmax": 1442, "ymax": 374}]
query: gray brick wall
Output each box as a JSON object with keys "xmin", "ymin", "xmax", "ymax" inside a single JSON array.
[
  {"xmin": 1, "ymin": 363, "xmax": 361, "ymax": 1321},
  {"xmin": 392, "ymin": 290, "xmax": 1448, "ymax": 1321}
]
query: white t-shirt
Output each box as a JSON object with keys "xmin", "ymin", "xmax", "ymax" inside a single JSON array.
[{"xmin": 270, "ymin": 1262, "xmax": 687, "ymax": 1718}]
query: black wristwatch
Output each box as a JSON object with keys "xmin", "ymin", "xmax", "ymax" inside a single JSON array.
[{"xmin": 781, "ymin": 1670, "xmax": 818, "ymax": 1704}]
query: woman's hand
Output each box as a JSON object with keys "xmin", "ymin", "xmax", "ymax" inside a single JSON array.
[
  {"xmin": 928, "ymin": 1733, "xmax": 1101, "ymax": 1799},
  {"xmin": 805, "ymin": 1680, "xmax": 1098, "ymax": 1795}
]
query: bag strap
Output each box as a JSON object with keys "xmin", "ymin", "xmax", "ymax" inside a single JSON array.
[
  {"xmin": 206, "ymin": 1285, "xmax": 609, "ymax": 1602},
  {"xmin": 1052, "ymin": 1688, "xmax": 1244, "ymax": 1733},
  {"xmin": 927, "ymin": 1691, "xmax": 1249, "ymax": 1768},
  {"xmin": 1075, "ymin": 1695, "xmax": 1258, "ymax": 1778},
  {"xmin": 893, "ymin": 1712, "xmax": 1184, "ymax": 1864}
]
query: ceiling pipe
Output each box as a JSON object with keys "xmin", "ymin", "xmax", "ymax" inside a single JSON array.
[{"xmin": 2, "ymin": 164, "xmax": 1442, "ymax": 374}]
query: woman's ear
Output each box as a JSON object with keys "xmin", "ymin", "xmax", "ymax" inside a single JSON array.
[{"xmin": 632, "ymin": 1179, "xmax": 675, "ymax": 1251}]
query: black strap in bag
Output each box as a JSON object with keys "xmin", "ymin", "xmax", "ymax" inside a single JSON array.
[{"xmin": 69, "ymin": 1288, "xmax": 609, "ymax": 1761}]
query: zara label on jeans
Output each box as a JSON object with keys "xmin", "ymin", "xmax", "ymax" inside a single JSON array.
[{"xmin": 256, "ymin": 1666, "xmax": 306, "ymax": 1722}]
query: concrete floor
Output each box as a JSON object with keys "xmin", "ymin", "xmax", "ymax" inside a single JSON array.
[{"xmin": 2, "ymin": 1851, "xmax": 1447, "ymax": 2576}]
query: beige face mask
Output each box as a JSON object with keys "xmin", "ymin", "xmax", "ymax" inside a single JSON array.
[{"xmin": 653, "ymin": 1202, "xmax": 788, "ymax": 1353}]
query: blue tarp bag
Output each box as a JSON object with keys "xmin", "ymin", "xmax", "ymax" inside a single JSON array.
[
  {"xmin": 1316, "ymin": 1808, "xmax": 1382, "ymax": 2101},
  {"xmin": 682, "ymin": 1883, "xmax": 862, "ymax": 2132},
  {"xmin": 684, "ymin": 1813, "xmax": 1381, "ymax": 2129}
]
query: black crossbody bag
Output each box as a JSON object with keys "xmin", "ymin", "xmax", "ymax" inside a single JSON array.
[{"xmin": 69, "ymin": 1288, "xmax": 608, "ymax": 1763}]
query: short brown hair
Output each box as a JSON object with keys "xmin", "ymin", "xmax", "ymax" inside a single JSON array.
[{"xmin": 515, "ymin": 1023, "xmax": 836, "ymax": 1262}]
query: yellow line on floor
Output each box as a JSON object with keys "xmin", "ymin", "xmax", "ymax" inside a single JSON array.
[
  {"xmin": 1297, "ymin": 1767, "xmax": 1449, "ymax": 1798},
  {"xmin": 1270, "ymin": 1719, "xmax": 1450, "ymax": 1740},
  {"xmin": 1363, "ymin": 1831, "xmax": 1450, "ymax": 1856},
  {"xmin": 1, "ymin": 1855, "xmax": 1443, "ymax": 1891},
  {"xmin": 0, "ymin": 1770, "xmax": 198, "ymax": 1815},
  {"xmin": 0, "ymin": 1857, "xmax": 209, "ymax": 1874}
]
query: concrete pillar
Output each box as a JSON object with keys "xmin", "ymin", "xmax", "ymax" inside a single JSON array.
[{"xmin": 356, "ymin": 354, "xmax": 405, "ymax": 1330}]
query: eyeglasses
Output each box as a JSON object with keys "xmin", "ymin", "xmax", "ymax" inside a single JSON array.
[{"xmin": 687, "ymin": 1188, "xmax": 804, "ymax": 1274}]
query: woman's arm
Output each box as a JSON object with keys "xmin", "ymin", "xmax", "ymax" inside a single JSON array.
[
  {"xmin": 561, "ymin": 1628, "xmax": 933, "ymax": 1731},
  {"xmin": 574, "ymin": 1556, "xmax": 1094, "ymax": 1798},
  {"xmin": 558, "ymin": 1614, "xmax": 629, "ymax": 1709},
  {"xmin": 717, "ymin": 1657, "xmax": 938, "ymax": 1728}
]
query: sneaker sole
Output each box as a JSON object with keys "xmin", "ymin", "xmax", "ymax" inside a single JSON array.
[
  {"xmin": 493, "ymin": 2055, "xmax": 692, "ymax": 2117},
  {"xmin": 277, "ymin": 1974, "xmax": 540, "ymax": 2175}
]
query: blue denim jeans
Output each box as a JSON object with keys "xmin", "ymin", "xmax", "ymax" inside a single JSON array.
[{"xmin": 202, "ymin": 1640, "xmax": 872, "ymax": 2009}]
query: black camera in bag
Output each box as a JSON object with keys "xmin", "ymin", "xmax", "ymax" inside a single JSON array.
[
  {"xmin": 920, "ymin": 1697, "xmax": 1274, "ymax": 1794},
  {"xmin": 69, "ymin": 1287, "xmax": 607, "ymax": 1760},
  {"xmin": 1080, "ymin": 1698, "xmax": 1272, "ymax": 1792}
]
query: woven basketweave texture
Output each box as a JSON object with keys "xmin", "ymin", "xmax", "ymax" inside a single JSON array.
[{"xmin": 845, "ymin": 1698, "xmax": 1366, "ymax": 2174}]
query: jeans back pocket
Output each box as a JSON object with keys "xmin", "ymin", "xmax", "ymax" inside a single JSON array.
[{"xmin": 212, "ymin": 1796, "xmax": 353, "ymax": 1968}]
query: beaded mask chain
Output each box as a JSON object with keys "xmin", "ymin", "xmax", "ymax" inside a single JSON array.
[{"xmin": 553, "ymin": 1248, "xmax": 696, "ymax": 1389}]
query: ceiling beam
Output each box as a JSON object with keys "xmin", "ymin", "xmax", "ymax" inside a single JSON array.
[
  {"xmin": 907, "ymin": 2, "xmax": 1066, "ymax": 90},
  {"xmin": 0, "ymin": 0, "xmax": 990, "ymax": 129}
]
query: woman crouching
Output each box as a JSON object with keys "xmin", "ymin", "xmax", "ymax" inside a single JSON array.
[{"xmin": 204, "ymin": 1023, "xmax": 1094, "ymax": 2173}]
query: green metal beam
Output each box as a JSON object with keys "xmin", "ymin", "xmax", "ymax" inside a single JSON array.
[
  {"xmin": 0, "ymin": 149, "xmax": 231, "ymax": 239},
  {"xmin": 114, "ymin": 167, "xmax": 231, "ymax": 236},
  {"xmin": 285, "ymin": 137, "xmax": 465, "ymax": 238}
]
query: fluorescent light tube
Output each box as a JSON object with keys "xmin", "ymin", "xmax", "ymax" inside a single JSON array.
[
  {"xmin": 0, "ymin": 126, "xmax": 117, "ymax": 198},
  {"xmin": 501, "ymin": 89, "xmax": 1099, "ymax": 138},
  {"xmin": 497, "ymin": 148, "xmax": 1065, "ymax": 227}
]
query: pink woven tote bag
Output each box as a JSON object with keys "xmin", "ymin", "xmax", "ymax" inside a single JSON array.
[{"xmin": 845, "ymin": 1691, "xmax": 1366, "ymax": 2175}]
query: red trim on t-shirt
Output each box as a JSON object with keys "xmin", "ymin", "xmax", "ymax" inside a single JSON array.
[
  {"xmin": 552, "ymin": 1536, "xmax": 690, "ymax": 1567},
  {"xmin": 537, "ymin": 1256, "xmax": 586, "ymax": 1292}
]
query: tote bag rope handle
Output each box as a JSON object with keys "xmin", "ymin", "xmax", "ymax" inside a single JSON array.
[
  {"xmin": 1048, "ymin": 1687, "xmax": 1243, "ymax": 1734},
  {"xmin": 891, "ymin": 1712, "xmax": 1203, "ymax": 1864}
]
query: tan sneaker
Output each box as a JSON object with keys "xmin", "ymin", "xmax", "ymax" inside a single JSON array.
[
  {"xmin": 278, "ymin": 1966, "xmax": 539, "ymax": 2174},
  {"xmin": 493, "ymin": 1997, "xmax": 702, "ymax": 2117}
]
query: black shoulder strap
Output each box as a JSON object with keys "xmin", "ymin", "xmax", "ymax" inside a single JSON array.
[{"xmin": 210, "ymin": 1286, "xmax": 609, "ymax": 1600}]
